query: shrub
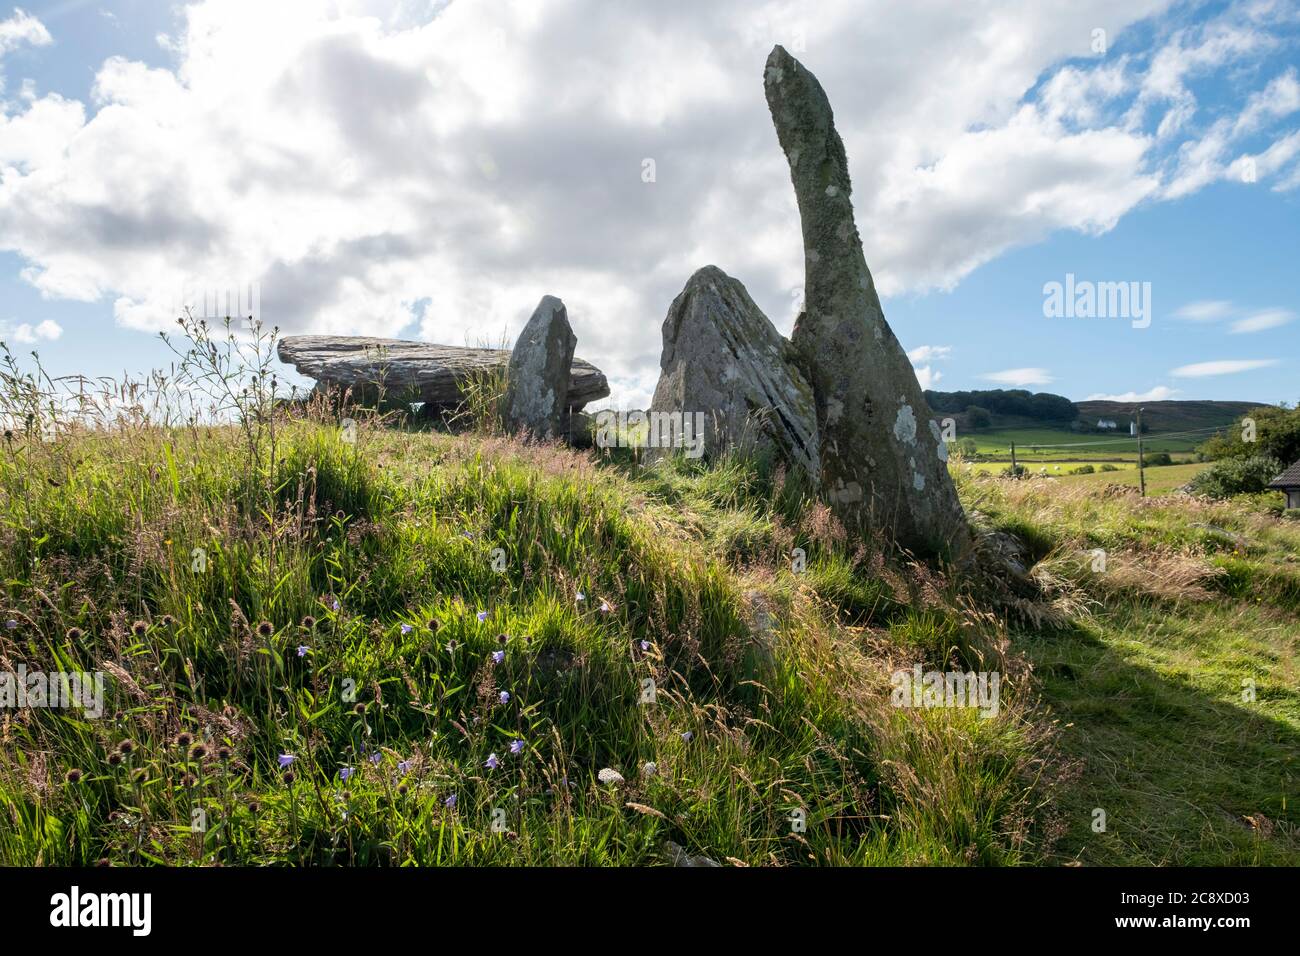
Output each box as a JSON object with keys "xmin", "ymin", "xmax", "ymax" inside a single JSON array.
[
  {"xmin": 1141, "ymin": 452, "xmax": 1172, "ymax": 467},
  {"xmin": 1072, "ymin": 465, "xmax": 1095, "ymax": 475},
  {"xmin": 1186, "ymin": 455, "xmax": 1282, "ymax": 499},
  {"xmin": 1099, "ymin": 464, "xmax": 1119, "ymax": 472}
]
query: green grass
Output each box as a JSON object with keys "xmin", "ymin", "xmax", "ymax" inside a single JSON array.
[
  {"xmin": 965, "ymin": 475, "xmax": 1299, "ymax": 864},
  {"xmin": 1052, "ymin": 461, "xmax": 1211, "ymax": 494},
  {"xmin": 969, "ymin": 426, "xmax": 1204, "ymax": 460},
  {"xmin": 1, "ymin": 417, "xmax": 1294, "ymax": 867}
]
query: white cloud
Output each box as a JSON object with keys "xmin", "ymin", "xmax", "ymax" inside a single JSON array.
[
  {"xmin": 914, "ymin": 366, "xmax": 942, "ymax": 390},
  {"xmin": 0, "ymin": 7, "xmax": 53, "ymax": 98},
  {"xmin": 0, "ymin": 1, "xmax": 1295, "ymax": 402},
  {"xmin": 2, "ymin": 318, "xmax": 63, "ymax": 343},
  {"xmin": 1085, "ymin": 385, "xmax": 1178, "ymax": 401},
  {"xmin": 1230, "ymin": 308, "xmax": 1295, "ymax": 334},
  {"xmin": 1173, "ymin": 299, "xmax": 1235, "ymax": 321},
  {"xmin": 0, "ymin": 9, "xmax": 50, "ymax": 53},
  {"xmin": 1170, "ymin": 358, "xmax": 1281, "ymax": 377},
  {"xmin": 906, "ymin": 344, "xmax": 951, "ymax": 363},
  {"xmin": 982, "ymin": 367, "xmax": 1054, "ymax": 387}
]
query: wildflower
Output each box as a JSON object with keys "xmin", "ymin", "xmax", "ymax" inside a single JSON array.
[
  {"xmin": 66, "ymin": 627, "xmax": 84, "ymax": 641},
  {"xmin": 369, "ymin": 753, "xmax": 382, "ymax": 765},
  {"xmin": 509, "ymin": 739, "xmax": 525, "ymax": 755},
  {"xmin": 130, "ymin": 620, "xmax": 148, "ymax": 636},
  {"xmin": 446, "ymin": 640, "xmax": 457, "ymax": 653},
  {"xmin": 256, "ymin": 621, "xmax": 274, "ymax": 638},
  {"xmin": 444, "ymin": 793, "xmax": 457, "ymax": 808},
  {"xmin": 462, "ymin": 531, "xmax": 474, "ymax": 540},
  {"xmin": 117, "ymin": 740, "xmax": 135, "ymax": 755},
  {"xmin": 397, "ymin": 783, "xmax": 409, "ymax": 796},
  {"xmin": 175, "ymin": 732, "xmax": 194, "ymax": 748},
  {"xmin": 477, "ymin": 611, "xmax": 488, "ymax": 623},
  {"xmin": 642, "ymin": 762, "xmax": 657, "ymax": 777},
  {"xmin": 331, "ymin": 598, "xmax": 341, "ymax": 612},
  {"xmin": 492, "ymin": 650, "xmax": 505, "ymax": 665},
  {"xmin": 107, "ymin": 753, "xmax": 123, "ymax": 768},
  {"xmin": 217, "ymin": 745, "xmax": 233, "ymax": 761},
  {"xmin": 180, "ymin": 773, "xmax": 197, "ymax": 788},
  {"xmin": 499, "ymin": 691, "xmax": 510, "ymax": 705},
  {"xmin": 397, "ymin": 760, "xmax": 412, "ymax": 775},
  {"xmin": 282, "ymin": 770, "xmax": 297, "ymax": 785},
  {"xmin": 248, "ymin": 799, "xmax": 261, "ymax": 814},
  {"xmin": 301, "ymin": 615, "xmax": 317, "ymax": 629},
  {"xmin": 160, "ymin": 614, "xmax": 175, "ymax": 628},
  {"xmin": 190, "ymin": 743, "xmax": 208, "ymax": 761},
  {"xmin": 640, "ymin": 641, "xmax": 650, "ymax": 652},
  {"xmin": 428, "ymin": 618, "xmax": 440, "ymax": 632},
  {"xmin": 278, "ymin": 754, "xmax": 296, "ymax": 769},
  {"xmin": 485, "ymin": 753, "xmax": 500, "ymax": 770},
  {"xmin": 297, "ymin": 645, "xmax": 309, "ymax": 657},
  {"xmin": 400, "ymin": 623, "xmax": 413, "ymax": 635},
  {"xmin": 496, "ymin": 633, "xmax": 508, "ymax": 645},
  {"xmin": 339, "ymin": 767, "xmax": 354, "ymax": 781},
  {"xmin": 599, "ymin": 600, "xmax": 611, "ymax": 613},
  {"xmin": 576, "ymin": 591, "xmax": 585, "ymax": 603},
  {"xmin": 597, "ymin": 768, "xmax": 624, "ymax": 786},
  {"xmin": 681, "ymin": 732, "xmax": 693, "ymax": 742}
]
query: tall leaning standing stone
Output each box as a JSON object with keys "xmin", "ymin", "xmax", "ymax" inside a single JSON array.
[
  {"xmin": 504, "ymin": 295, "xmax": 577, "ymax": 439},
  {"xmin": 763, "ymin": 45, "xmax": 968, "ymax": 557}
]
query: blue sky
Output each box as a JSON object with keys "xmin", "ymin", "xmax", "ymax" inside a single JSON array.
[{"xmin": 1, "ymin": 0, "xmax": 1297, "ymax": 408}]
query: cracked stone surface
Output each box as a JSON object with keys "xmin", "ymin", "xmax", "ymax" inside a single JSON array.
[
  {"xmin": 649, "ymin": 265, "xmax": 820, "ymax": 479},
  {"xmin": 277, "ymin": 335, "xmax": 608, "ymax": 412},
  {"xmin": 764, "ymin": 44, "xmax": 968, "ymax": 557}
]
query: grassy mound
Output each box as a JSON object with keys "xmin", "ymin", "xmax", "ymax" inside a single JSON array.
[{"xmin": 1, "ymin": 411, "xmax": 1294, "ymax": 866}]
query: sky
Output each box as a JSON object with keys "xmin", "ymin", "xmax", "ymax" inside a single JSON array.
[{"xmin": 0, "ymin": 0, "xmax": 1297, "ymax": 410}]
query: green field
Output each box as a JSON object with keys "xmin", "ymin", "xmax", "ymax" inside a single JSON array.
[
  {"xmin": 957, "ymin": 460, "xmax": 1212, "ymax": 495},
  {"xmin": 1054, "ymin": 461, "xmax": 1212, "ymax": 494},
  {"xmin": 967, "ymin": 426, "xmax": 1204, "ymax": 461}
]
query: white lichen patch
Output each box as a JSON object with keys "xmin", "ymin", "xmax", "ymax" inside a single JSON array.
[
  {"xmin": 893, "ymin": 404, "xmax": 917, "ymax": 445},
  {"xmin": 912, "ymin": 470, "xmax": 925, "ymax": 491},
  {"xmin": 826, "ymin": 397, "xmax": 844, "ymax": 425},
  {"xmin": 825, "ymin": 184, "xmax": 839, "ymax": 197}
]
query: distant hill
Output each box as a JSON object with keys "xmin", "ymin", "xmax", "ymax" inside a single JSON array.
[
  {"xmin": 924, "ymin": 390, "xmax": 1265, "ymax": 437},
  {"xmin": 1074, "ymin": 400, "xmax": 1261, "ymax": 434}
]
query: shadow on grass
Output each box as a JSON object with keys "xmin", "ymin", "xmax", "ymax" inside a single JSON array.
[{"xmin": 1019, "ymin": 616, "xmax": 1298, "ymax": 865}]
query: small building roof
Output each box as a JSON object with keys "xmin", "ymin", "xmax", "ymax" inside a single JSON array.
[{"xmin": 1269, "ymin": 459, "xmax": 1300, "ymax": 489}]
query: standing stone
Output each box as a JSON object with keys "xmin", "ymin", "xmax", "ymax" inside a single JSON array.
[
  {"xmin": 763, "ymin": 45, "xmax": 968, "ymax": 557},
  {"xmin": 649, "ymin": 265, "xmax": 820, "ymax": 480},
  {"xmin": 504, "ymin": 295, "xmax": 577, "ymax": 439}
]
